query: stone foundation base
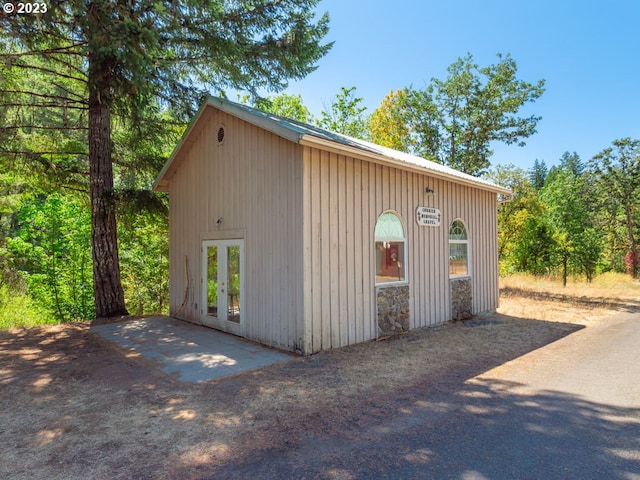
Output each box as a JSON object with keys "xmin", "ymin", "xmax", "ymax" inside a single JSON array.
[
  {"xmin": 451, "ymin": 277, "xmax": 472, "ymax": 320},
  {"xmin": 376, "ymin": 285, "xmax": 410, "ymax": 337}
]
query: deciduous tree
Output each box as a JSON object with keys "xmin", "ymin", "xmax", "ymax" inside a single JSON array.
[
  {"xmin": 253, "ymin": 94, "xmax": 313, "ymax": 123},
  {"xmin": 317, "ymin": 86, "xmax": 368, "ymax": 139},
  {"xmin": 591, "ymin": 138, "xmax": 640, "ymax": 278},
  {"xmin": 369, "ymin": 89, "xmax": 412, "ymax": 151},
  {"xmin": 406, "ymin": 53, "xmax": 545, "ymax": 175},
  {"xmin": 540, "ymin": 155, "xmax": 601, "ymax": 285},
  {"xmin": 486, "ymin": 164, "xmax": 553, "ymax": 275}
]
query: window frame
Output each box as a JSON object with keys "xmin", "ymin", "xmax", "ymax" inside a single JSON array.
[
  {"xmin": 449, "ymin": 218, "xmax": 470, "ymax": 278},
  {"xmin": 374, "ymin": 210, "xmax": 408, "ymax": 286}
]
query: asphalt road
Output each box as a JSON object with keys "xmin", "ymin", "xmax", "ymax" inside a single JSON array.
[{"xmin": 215, "ymin": 310, "xmax": 640, "ymax": 479}]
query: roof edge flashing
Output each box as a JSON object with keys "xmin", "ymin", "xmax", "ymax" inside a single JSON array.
[{"xmin": 153, "ymin": 96, "xmax": 512, "ymax": 197}]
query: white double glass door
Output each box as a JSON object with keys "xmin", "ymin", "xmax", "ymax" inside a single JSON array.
[{"xmin": 202, "ymin": 239, "xmax": 244, "ymax": 336}]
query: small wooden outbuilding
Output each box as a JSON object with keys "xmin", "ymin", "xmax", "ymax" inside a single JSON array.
[{"xmin": 153, "ymin": 97, "xmax": 511, "ymax": 355}]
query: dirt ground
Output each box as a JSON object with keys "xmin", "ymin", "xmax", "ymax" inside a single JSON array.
[{"xmin": 1, "ymin": 289, "xmax": 638, "ymax": 480}]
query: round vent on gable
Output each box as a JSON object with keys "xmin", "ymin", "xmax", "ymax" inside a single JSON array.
[{"xmin": 216, "ymin": 125, "xmax": 225, "ymax": 145}]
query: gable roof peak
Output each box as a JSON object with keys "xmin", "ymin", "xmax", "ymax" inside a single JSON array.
[{"xmin": 153, "ymin": 96, "xmax": 511, "ymax": 195}]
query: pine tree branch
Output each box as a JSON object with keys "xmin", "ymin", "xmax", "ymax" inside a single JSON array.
[
  {"xmin": 2, "ymin": 43, "xmax": 86, "ymax": 57},
  {"xmin": 11, "ymin": 61, "xmax": 87, "ymax": 83},
  {"xmin": 51, "ymin": 81, "xmax": 86, "ymax": 101},
  {"xmin": 2, "ymin": 102, "xmax": 89, "ymax": 110},
  {"xmin": 2, "ymin": 50, "xmax": 88, "ymax": 78},
  {"xmin": 43, "ymin": 52, "xmax": 88, "ymax": 78},
  {"xmin": 1, "ymin": 125, "xmax": 89, "ymax": 131},
  {"xmin": 0, "ymin": 88, "xmax": 69, "ymax": 100},
  {"xmin": 1, "ymin": 89, "xmax": 88, "ymax": 105},
  {"xmin": 1, "ymin": 150, "xmax": 87, "ymax": 155},
  {"xmin": 57, "ymin": 184, "xmax": 90, "ymax": 194}
]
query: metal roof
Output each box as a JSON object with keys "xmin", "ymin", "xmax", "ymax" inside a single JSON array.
[{"xmin": 153, "ymin": 96, "xmax": 512, "ymax": 195}]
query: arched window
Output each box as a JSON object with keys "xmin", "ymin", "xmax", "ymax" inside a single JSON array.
[
  {"xmin": 449, "ymin": 219, "xmax": 469, "ymax": 277},
  {"xmin": 375, "ymin": 211, "xmax": 406, "ymax": 284}
]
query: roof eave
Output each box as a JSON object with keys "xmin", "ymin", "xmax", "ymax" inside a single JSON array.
[
  {"xmin": 205, "ymin": 96, "xmax": 303, "ymax": 143},
  {"xmin": 154, "ymin": 96, "xmax": 512, "ymax": 197}
]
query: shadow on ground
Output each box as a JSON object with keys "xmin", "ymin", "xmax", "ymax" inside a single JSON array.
[
  {"xmin": 1, "ymin": 311, "xmax": 636, "ymax": 479},
  {"xmin": 212, "ymin": 377, "xmax": 640, "ymax": 480}
]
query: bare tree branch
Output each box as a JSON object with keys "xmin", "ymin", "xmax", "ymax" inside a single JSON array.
[{"xmin": 41, "ymin": 53, "xmax": 88, "ymax": 77}]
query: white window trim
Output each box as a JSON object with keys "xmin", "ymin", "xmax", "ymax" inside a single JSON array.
[
  {"xmin": 449, "ymin": 218, "xmax": 471, "ymax": 279},
  {"xmin": 375, "ymin": 211, "xmax": 409, "ymax": 286}
]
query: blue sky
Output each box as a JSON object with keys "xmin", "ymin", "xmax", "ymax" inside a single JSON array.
[{"xmin": 279, "ymin": 0, "xmax": 640, "ymax": 171}]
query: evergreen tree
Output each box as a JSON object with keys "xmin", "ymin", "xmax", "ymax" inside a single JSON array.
[
  {"xmin": 559, "ymin": 151, "xmax": 584, "ymax": 176},
  {"xmin": 1, "ymin": 1, "xmax": 331, "ymax": 317},
  {"xmin": 528, "ymin": 159, "xmax": 548, "ymax": 190}
]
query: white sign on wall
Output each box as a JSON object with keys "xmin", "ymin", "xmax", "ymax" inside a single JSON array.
[{"xmin": 416, "ymin": 206, "xmax": 441, "ymax": 227}]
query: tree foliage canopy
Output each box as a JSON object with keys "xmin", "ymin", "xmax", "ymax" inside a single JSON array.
[
  {"xmin": 370, "ymin": 54, "xmax": 545, "ymax": 176},
  {"xmin": 3, "ymin": 1, "xmax": 332, "ymax": 115},
  {"xmin": 491, "ymin": 140, "xmax": 639, "ymax": 282},
  {"xmin": 528, "ymin": 159, "xmax": 548, "ymax": 190},
  {"xmin": 316, "ymin": 86, "xmax": 369, "ymax": 139},
  {"xmin": 252, "ymin": 93, "xmax": 313, "ymax": 123},
  {"xmin": 590, "ymin": 138, "xmax": 640, "ymax": 277},
  {"xmin": 540, "ymin": 155, "xmax": 600, "ymax": 284},
  {"xmin": 1, "ymin": 1, "xmax": 332, "ymax": 317},
  {"xmin": 369, "ymin": 89, "xmax": 412, "ymax": 151}
]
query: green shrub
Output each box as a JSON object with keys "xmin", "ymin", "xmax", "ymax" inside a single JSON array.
[{"xmin": 0, "ymin": 284, "xmax": 56, "ymax": 330}]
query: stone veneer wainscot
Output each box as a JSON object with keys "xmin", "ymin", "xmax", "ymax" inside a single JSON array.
[
  {"xmin": 376, "ymin": 285, "xmax": 410, "ymax": 337},
  {"xmin": 450, "ymin": 277, "xmax": 472, "ymax": 320}
]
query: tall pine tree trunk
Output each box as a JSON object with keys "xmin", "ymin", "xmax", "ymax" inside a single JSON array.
[{"xmin": 88, "ymin": 52, "xmax": 128, "ymax": 318}]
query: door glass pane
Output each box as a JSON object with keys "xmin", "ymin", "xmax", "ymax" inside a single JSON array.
[
  {"xmin": 207, "ymin": 246, "xmax": 218, "ymax": 317},
  {"xmin": 227, "ymin": 245, "xmax": 241, "ymax": 323}
]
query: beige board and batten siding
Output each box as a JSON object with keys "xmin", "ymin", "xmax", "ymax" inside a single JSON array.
[
  {"xmin": 166, "ymin": 106, "xmax": 305, "ymax": 352},
  {"xmin": 300, "ymin": 144, "xmax": 500, "ymax": 354},
  {"xmin": 157, "ymin": 97, "xmax": 508, "ymax": 355}
]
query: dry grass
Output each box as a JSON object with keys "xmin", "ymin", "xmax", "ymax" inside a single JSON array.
[
  {"xmin": 1, "ymin": 276, "xmax": 638, "ymax": 479},
  {"xmin": 499, "ymin": 272, "xmax": 640, "ymax": 325},
  {"xmin": 501, "ymin": 271, "xmax": 640, "ymax": 299}
]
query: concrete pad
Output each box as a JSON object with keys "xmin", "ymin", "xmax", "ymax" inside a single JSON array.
[{"xmin": 90, "ymin": 316, "xmax": 292, "ymax": 383}]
